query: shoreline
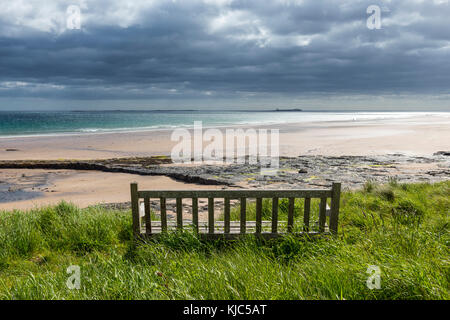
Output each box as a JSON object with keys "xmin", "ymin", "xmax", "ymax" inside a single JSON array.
[
  {"xmin": 0, "ymin": 114, "xmax": 449, "ymax": 161},
  {"xmin": 0, "ymin": 112, "xmax": 447, "ymax": 140}
]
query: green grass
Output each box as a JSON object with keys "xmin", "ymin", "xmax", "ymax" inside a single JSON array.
[{"xmin": 0, "ymin": 181, "xmax": 448, "ymax": 300}]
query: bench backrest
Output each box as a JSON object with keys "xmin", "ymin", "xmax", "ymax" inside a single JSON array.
[{"xmin": 131, "ymin": 182, "xmax": 341, "ymax": 239}]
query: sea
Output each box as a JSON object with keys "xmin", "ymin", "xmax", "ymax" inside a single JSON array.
[{"xmin": 0, "ymin": 110, "xmax": 447, "ymax": 138}]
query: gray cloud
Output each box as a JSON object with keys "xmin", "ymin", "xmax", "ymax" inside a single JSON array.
[{"xmin": 0, "ymin": 0, "xmax": 449, "ymax": 110}]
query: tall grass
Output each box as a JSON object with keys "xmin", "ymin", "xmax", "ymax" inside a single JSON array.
[{"xmin": 0, "ymin": 181, "xmax": 448, "ymax": 300}]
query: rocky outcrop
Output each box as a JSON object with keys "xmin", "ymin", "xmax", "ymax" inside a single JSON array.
[{"xmin": 0, "ymin": 153, "xmax": 448, "ymax": 189}]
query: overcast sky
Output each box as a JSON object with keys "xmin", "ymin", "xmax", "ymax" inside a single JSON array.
[{"xmin": 0, "ymin": 0, "xmax": 449, "ymax": 111}]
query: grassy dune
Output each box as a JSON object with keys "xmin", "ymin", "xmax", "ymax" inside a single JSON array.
[{"xmin": 0, "ymin": 181, "xmax": 448, "ymax": 300}]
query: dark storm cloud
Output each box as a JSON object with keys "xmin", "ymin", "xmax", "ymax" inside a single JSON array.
[{"xmin": 0, "ymin": 0, "xmax": 449, "ymax": 105}]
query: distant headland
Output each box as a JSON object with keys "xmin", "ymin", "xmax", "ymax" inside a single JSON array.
[{"xmin": 274, "ymin": 108, "xmax": 303, "ymax": 112}]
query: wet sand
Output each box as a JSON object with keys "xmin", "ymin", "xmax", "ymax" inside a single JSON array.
[{"xmin": 0, "ymin": 169, "xmax": 224, "ymax": 211}]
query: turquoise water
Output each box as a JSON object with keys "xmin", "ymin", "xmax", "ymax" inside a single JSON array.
[{"xmin": 0, "ymin": 110, "xmax": 445, "ymax": 137}]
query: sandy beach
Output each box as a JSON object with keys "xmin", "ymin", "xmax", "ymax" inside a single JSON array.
[
  {"xmin": 1, "ymin": 114, "xmax": 449, "ymax": 210},
  {"xmin": 1, "ymin": 114, "xmax": 449, "ymax": 161},
  {"xmin": 0, "ymin": 169, "xmax": 225, "ymax": 211}
]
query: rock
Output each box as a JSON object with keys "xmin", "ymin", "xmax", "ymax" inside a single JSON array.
[
  {"xmin": 433, "ymin": 151, "xmax": 450, "ymax": 156},
  {"xmin": 0, "ymin": 154, "xmax": 448, "ymax": 191}
]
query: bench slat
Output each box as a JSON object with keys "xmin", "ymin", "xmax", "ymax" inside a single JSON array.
[
  {"xmin": 319, "ymin": 197, "xmax": 327, "ymax": 233},
  {"xmin": 208, "ymin": 197, "xmax": 214, "ymax": 234},
  {"xmin": 303, "ymin": 197, "xmax": 311, "ymax": 232},
  {"xmin": 224, "ymin": 197, "xmax": 230, "ymax": 234},
  {"xmin": 144, "ymin": 197, "xmax": 151, "ymax": 234},
  {"xmin": 176, "ymin": 198, "xmax": 183, "ymax": 230},
  {"xmin": 143, "ymin": 232, "xmax": 325, "ymax": 241},
  {"xmin": 138, "ymin": 189, "xmax": 331, "ymax": 199},
  {"xmin": 240, "ymin": 197, "xmax": 246, "ymax": 233},
  {"xmin": 287, "ymin": 198, "xmax": 295, "ymax": 232},
  {"xmin": 192, "ymin": 197, "xmax": 198, "ymax": 233},
  {"xmin": 160, "ymin": 197, "xmax": 167, "ymax": 232},
  {"xmin": 272, "ymin": 197, "xmax": 278, "ymax": 233},
  {"xmin": 256, "ymin": 197, "xmax": 262, "ymax": 234}
]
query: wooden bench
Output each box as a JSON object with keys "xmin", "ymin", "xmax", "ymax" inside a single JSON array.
[{"xmin": 130, "ymin": 182, "xmax": 341, "ymax": 240}]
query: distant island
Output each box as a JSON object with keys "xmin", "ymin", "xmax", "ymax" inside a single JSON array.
[{"xmin": 274, "ymin": 108, "xmax": 303, "ymax": 112}]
